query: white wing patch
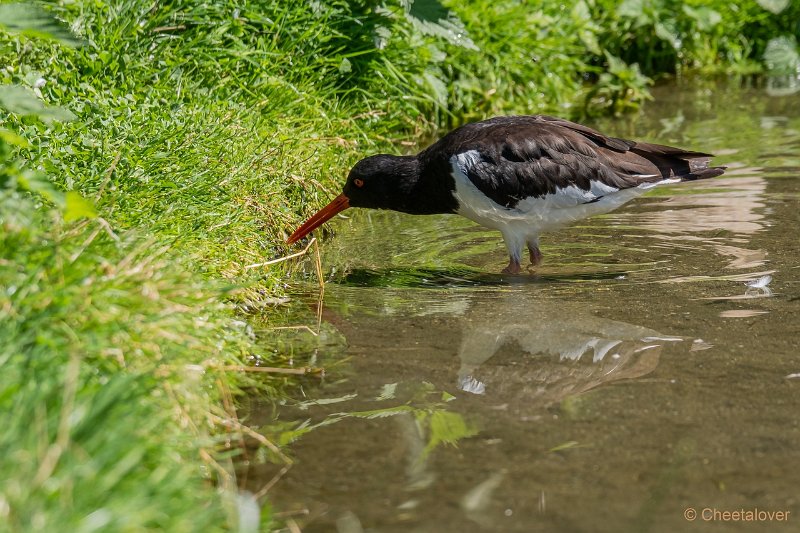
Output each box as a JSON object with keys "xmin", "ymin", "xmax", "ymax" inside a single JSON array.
[{"xmin": 456, "ymin": 149, "xmax": 482, "ymax": 169}]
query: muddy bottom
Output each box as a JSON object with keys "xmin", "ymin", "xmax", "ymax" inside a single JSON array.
[{"xmin": 241, "ymin": 79, "xmax": 800, "ymax": 532}]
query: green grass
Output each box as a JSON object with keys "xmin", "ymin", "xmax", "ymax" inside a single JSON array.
[
  {"xmin": 1, "ymin": 0, "xmax": 798, "ymax": 531},
  {"xmin": 0, "ymin": 217, "xmax": 247, "ymax": 530}
]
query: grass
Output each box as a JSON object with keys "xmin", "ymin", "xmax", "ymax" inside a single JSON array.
[
  {"xmin": 1, "ymin": 0, "xmax": 798, "ymax": 531},
  {"xmin": 0, "ymin": 219, "xmax": 244, "ymax": 530}
]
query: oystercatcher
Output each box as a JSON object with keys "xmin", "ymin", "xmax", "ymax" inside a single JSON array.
[{"xmin": 287, "ymin": 115, "xmax": 725, "ymax": 273}]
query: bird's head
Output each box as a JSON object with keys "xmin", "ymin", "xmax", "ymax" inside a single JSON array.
[
  {"xmin": 286, "ymin": 154, "xmax": 418, "ymax": 244},
  {"xmin": 343, "ymin": 155, "xmax": 417, "ymax": 209}
]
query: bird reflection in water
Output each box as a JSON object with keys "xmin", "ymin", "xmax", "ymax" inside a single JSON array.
[{"xmin": 448, "ymin": 294, "xmax": 682, "ymax": 402}]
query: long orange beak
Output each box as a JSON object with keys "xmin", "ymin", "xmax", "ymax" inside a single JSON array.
[{"xmin": 287, "ymin": 194, "xmax": 350, "ymax": 244}]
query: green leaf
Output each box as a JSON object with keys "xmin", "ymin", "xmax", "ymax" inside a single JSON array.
[
  {"xmin": 0, "ymin": 85, "xmax": 76, "ymax": 122},
  {"xmin": 373, "ymin": 25, "xmax": 392, "ymax": 49},
  {"xmin": 273, "ymin": 417, "xmax": 344, "ymax": 446},
  {"xmin": 682, "ymin": 6, "xmax": 722, "ymax": 32},
  {"xmin": 654, "ymin": 21, "xmax": 680, "ymax": 49},
  {"xmin": 0, "ymin": 128, "xmax": 30, "ymax": 148},
  {"xmin": 345, "ymin": 405, "xmax": 415, "ymax": 419},
  {"xmin": 764, "ymin": 36, "xmax": 800, "ymax": 74},
  {"xmin": 405, "ymin": 0, "xmax": 448, "ymax": 24},
  {"xmin": 422, "ymin": 410, "xmax": 478, "ymax": 457},
  {"xmin": 0, "ymin": 3, "xmax": 82, "ymax": 46},
  {"xmin": 617, "ymin": 0, "xmax": 649, "ymax": 25},
  {"xmin": 294, "ymin": 393, "xmax": 357, "ymax": 410},
  {"xmin": 16, "ymin": 171, "xmax": 65, "ymax": 207},
  {"xmin": 572, "ymin": 0, "xmax": 591, "ymax": 22},
  {"xmin": 423, "ymin": 44, "xmax": 446, "ymax": 63},
  {"xmin": 376, "ymin": 383, "xmax": 397, "ymax": 401},
  {"xmin": 402, "ymin": 0, "xmax": 478, "ymax": 50},
  {"xmin": 549, "ymin": 440, "xmax": 581, "ymax": 452},
  {"xmin": 756, "ymin": 0, "xmax": 790, "ymax": 14},
  {"xmin": 64, "ymin": 191, "xmax": 98, "ymax": 222},
  {"xmin": 604, "ymin": 52, "xmax": 628, "ymax": 74},
  {"xmin": 422, "ymin": 71, "xmax": 448, "ymax": 107},
  {"xmin": 579, "ymin": 30, "xmax": 602, "ymax": 55}
]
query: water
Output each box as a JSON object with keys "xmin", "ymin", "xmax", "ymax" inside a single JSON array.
[{"xmin": 241, "ymin": 79, "xmax": 800, "ymax": 532}]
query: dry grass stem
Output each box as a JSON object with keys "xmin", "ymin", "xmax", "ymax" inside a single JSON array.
[
  {"xmin": 33, "ymin": 355, "xmax": 80, "ymax": 486},
  {"xmin": 273, "ymin": 508, "xmax": 310, "ymax": 519},
  {"xmin": 286, "ymin": 518, "xmax": 303, "ymax": 533},
  {"xmin": 216, "ymin": 378, "xmax": 248, "ymax": 461},
  {"xmin": 270, "ymin": 325, "xmax": 319, "ymax": 336},
  {"xmin": 68, "ymin": 225, "xmax": 102, "ymax": 264},
  {"xmin": 151, "ymin": 24, "xmax": 186, "ymax": 33},
  {"xmin": 208, "ymin": 413, "xmax": 292, "ymax": 465},
  {"xmin": 219, "ymin": 365, "xmax": 323, "ymax": 376},
  {"xmin": 244, "ymin": 238, "xmax": 316, "ymax": 270},
  {"xmin": 253, "ymin": 463, "xmax": 293, "ymax": 501},
  {"xmin": 312, "ymin": 237, "xmax": 324, "ymax": 290},
  {"xmin": 96, "ymin": 217, "xmax": 120, "ymax": 241},
  {"xmin": 96, "ymin": 150, "xmax": 123, "ymax": 200}
]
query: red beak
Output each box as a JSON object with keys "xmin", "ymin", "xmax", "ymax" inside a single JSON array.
[{"xmin": 287, "ymin": 194, "xmax": 350, "ymax": 244}]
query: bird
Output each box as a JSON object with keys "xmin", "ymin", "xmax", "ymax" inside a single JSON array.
[{"xmin": 287, "ymin": 115, "xmax": 725, "ymax": 273}]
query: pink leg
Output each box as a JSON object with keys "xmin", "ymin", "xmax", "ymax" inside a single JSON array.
[
  {"xmin": 502, "ymin": 256, "xmax": 522, "ymax": 274},
  {"xmin": 528, "ymin": 244, "xmax": 543, "ymax": 266}
]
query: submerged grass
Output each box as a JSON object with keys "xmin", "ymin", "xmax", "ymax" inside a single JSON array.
[{"xmin": 1, "ymin": 0, "xmax": 798, "ymax": 530}]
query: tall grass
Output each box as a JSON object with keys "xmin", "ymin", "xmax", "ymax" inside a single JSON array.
[
  {"xmin": 1, "ymin": 228, "xmax": 231, "ymax": 532},
  {"xmin": 1, "ymin": 0, "xmax": 798, "ymax": 530}
]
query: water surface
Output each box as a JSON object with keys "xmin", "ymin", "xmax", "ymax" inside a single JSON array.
[{"xmin": 243, "ymin": 79, "xmax": 800, "ymax": 532}]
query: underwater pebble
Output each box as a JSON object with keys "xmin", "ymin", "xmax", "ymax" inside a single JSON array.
[{"xmin": 690, "ymin": 339, "xmax": 714, "ymax": 351}]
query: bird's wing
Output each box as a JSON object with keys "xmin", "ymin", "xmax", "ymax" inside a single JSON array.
[{"xmin": 445, "ymin": 115, "xmax": 723, "ymax": 209}]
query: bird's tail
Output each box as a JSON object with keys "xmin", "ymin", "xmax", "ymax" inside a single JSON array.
[
  {"xmin": 681, "ymin": 155, "xmax": 727, "ymax": 181},
  {"xmin": 628, "ymin": 141, "xmax": 726, "ymax": 181}
]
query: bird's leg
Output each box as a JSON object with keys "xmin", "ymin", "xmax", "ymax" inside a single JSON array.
[
  {"xmin": 528, "ymin": 245, "xmax": 543, "ymax": 266},
  {"xmin": 502, "ymin": 256, "xmax": 522, "ymax": 274},
  {"xmin": 527, "ymin": 237, "xmax": 543, "ymax": 266},
  {"xmin": 500, "ymin": 230, "xmax": 524, "ymax": 275}
]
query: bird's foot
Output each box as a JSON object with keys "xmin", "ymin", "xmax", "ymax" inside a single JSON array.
[
  {"xmin": 528, "ymin": 245, "xmax": 543, "ymax": 266},
  {"xmin": 501, "ymin": 257, "xmax": 522, "ymax": 274}
]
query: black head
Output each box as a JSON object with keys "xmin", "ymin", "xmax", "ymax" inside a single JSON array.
[
  {"xmin": 342, "ymin": 154, "xmax": 420, "ymax": 211},
  {"xmin": 287, "ymin": 152, "xmax": 456, "ymax": 244}
]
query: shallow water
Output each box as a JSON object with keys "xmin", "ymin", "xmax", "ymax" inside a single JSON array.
[{"xmin": 242, "ymin": 79, "xmax": 800, "ymax": 532}]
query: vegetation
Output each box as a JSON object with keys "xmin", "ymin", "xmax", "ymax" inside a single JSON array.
[{"xmin": 1, "ymin": 0, "xmax": 798, "ymax": 530}]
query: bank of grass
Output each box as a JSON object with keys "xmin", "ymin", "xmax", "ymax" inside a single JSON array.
[
  {"xmin": 1, "ymin": 0, "xmax": 798, "ymax": 530},
  {"xmin": 0, "ymin": 228, "xmax": 237, "ymax": 531}
]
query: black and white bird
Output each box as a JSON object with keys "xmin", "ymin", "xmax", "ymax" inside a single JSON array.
[{"xmin": 287, "ymin": 115, "xmax": 725, "ymax": 273}]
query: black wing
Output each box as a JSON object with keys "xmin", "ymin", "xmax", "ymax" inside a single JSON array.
[{"xmin": 422, "ymin": 115, "xmax": 725, "ymax": 209}]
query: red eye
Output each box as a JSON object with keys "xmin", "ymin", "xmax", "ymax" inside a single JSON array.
[{"xmin": 354, "ymin": 178, "xmax": 364, "ymax": 187}]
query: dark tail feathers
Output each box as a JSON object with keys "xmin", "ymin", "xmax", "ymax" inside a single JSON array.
[
  {"xmin": 682, "ymin": 156, "xmax": 726, "ymax": 180},
  {"xmin": 630, "ymin": 141, "xmax": 726, "ymax": 181}
]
